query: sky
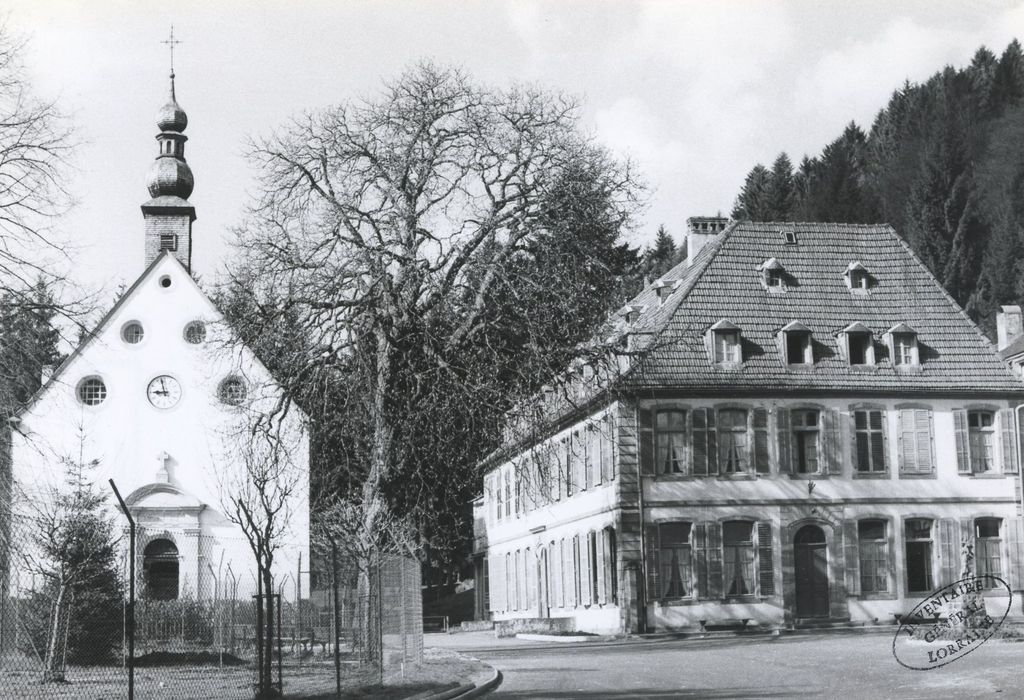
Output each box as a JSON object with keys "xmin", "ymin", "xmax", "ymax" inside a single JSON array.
[{"xmin": 7, "ymin": 0, "xmax": 1024, "ymax": 300}]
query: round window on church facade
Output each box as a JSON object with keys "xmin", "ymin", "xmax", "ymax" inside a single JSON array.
[
  {"xmin": 77, "ymin": 376, "xmax": 107, "ymax": 406},
  {"xmin": 121, "ymin": 321, "xmax": 144, "ymax": 344},
  {"xmin": 184, "ymin": 320, "xmax": 206, "ymax": 344},
  {"xmin": 218, "ymin": 376, "xmax": 247, "ymax": 406}
]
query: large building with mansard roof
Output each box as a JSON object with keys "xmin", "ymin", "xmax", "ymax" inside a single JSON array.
[
  {"xmin": 5, "ymin": 72, "xmax": 309, "ymax": 602},
  {"xmin": 473, "ymin": 217, "xmax": 1024, "ymax": 633}
]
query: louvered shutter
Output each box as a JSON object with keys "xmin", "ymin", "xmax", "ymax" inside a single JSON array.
[
  {"xmin": 563, "ymin": 539, "xmax": 573, "ymax": 607},
  {"xmin": 938, "ymin": 518, "xmax": 959, "ymax": 587},
  {"xmin": 694, "ymin": 522, "xmax": 708, "ymax": 598},
  {"xmin": 1000, "ymin": 408, "xmax": 1019, "ymax": 474},
  {"xmin": 706, "ymin": 521, "xmax": 723, "ymax": 599},
  {"xmin": 1006, "ymin": 518, "xmax": 1024, "ymax": 591},
  {"xmin": 581, "ymin": 536, "xmax": 592, "ymax": 606},
  {"xmin": 555, "ymin": 541, "xmax": 565, "ymax": 607},
  {"xmin": 953, "ymin": 409, "xmax": 971, "ymax": 474},
  {"xmin": 875, "ymin": 410, "xmax": 890, "ymax": 473},
  {"xmin": 492, "ymin": 554, "xmax": 504, "ymax": 612},
  {"xmin": 639, "ymin": 407, "xmax": 654, "ymax": 475},
  {"xmin": 918, "ymin": 410, "xmax": 934, "ymax": 473},
  {"xmin": 843, "ymin": 520, "xmax": 860, "ymax": 596},
  {"xmin": 596, "ymin": 531, "xmax": 607, "ymax": 604},
  {"xmin": 692, "ymin": 408, "xmax": 709, "ymax": 476},
  {"xmin": 645, "ymin": 525, "xmax": 660, "ymax": 602},
  {"xmin": 753, "ymin": 408, "xmax": 770, "ymax": 474},
  {"xmin": 707, "ymin": 410, "xmax": 719, "ymax": 475},
  {"xmin": 757, "ymin": 522, "xmax": 775, "ymax": 595},
  {"xmin": 898, "ymin": 409, "xmax": 913, "ymax": 472},
  {"xmin": 777, "ymin": 408, "xmax": 792, "ymax": 474},
  {"xmin": 823, "ymin": 408, "xmax": 843, "ymax": 475}
]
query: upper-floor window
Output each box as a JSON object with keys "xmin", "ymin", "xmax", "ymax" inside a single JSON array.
[
  {"xmin": 655, "ymin": 410, "xmax": 686, "ymax": 474},
  {"xmin": 792, "ymin": 409, "xmax": 820, "ymax": 474},
  {"xmin": 709, "ymin": 320, "xmax": 741, "ymax": 365},
  {"xmin": 719, "ymin": 409, "xmax": 749, "ymax": 473},
  {"xmin": 888, "ymin": 323, "xmax": 919, "ymax": 366},
  {"xmin": 845, "ymin": 261, "xmax": 871, "ymax": 293},
  {"xmin": 782, "ymin": 228, "xmax": 797, "ymax": 244},
  {"xmin": 852, "ymin": 409, "xmax": 887, "ymax": 474},
  {"xmin": 842, "ymin": 322, "xmax": 874, "ymax": 366},
  {"xmin": 77, "ymin": 376, "xmax": 108, "ymax": 406},
  {"xmin": 975, "ymin": 518, "xmax": 1003, "ymax": 587},
  {"xmin": 652, "ymin": 280, "xmax": 677, "ymax": 305},
  {"xmin": 760, "ymin": 258, "xmax": 787, "ymax": 292},
  {"xmin": 968, "ymin": 411, "xmax": 996, "ymax": 472},
  {"xmin": 781, "ymin": 321, "xmax": 813, "ymax": 365}
]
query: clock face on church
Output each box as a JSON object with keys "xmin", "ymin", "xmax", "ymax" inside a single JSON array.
[{"xmin": 147, "ymin": 375, "xmax": 182, "ymax": 409}]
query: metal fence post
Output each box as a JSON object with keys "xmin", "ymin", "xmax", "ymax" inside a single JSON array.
[
  {"xmin": 331, "ymin": 540, "xmax": 341, "ymax": 697},
  {"xmin": 109, "ymin": 480, "xmax": 135, "ymax": 700}
]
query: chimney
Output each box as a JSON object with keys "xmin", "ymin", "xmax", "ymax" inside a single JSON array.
[
  {"xmin": 686, "ymin": 216, "xmax": 729, "ymax": 266},
  {"xmin": 997, "ymin": 305, "xmax": 1023, "ymax": 351}
]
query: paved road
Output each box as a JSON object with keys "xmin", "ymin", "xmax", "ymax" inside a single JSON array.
[{"xmin": 430, "ymin": 631, "xmax": 1024, "ymax": 699}]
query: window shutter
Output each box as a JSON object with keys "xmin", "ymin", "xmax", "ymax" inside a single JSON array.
[
  {"xmin": 581, "ymin": 535, "xmax": 593, "ymax": 606},
  {"xmin": 564, "ymin": 440, "xmax": 574, "ymax": 497},
  {"xmin": 604, "ymin": 529, "xmax": 617, "ymax": 604},
  {"xmin": 843, "ymin": 520, "xmax": 860, "ymax": 596},
  {"xmin": 897, "ymin": 409, "xmax": 911, "ymax": 472},
  {"xmin": 1000, "ymin": 408, "xmax": 1019, "ymax": 474},
  {"xmin": 823, "ymin": 407, "xmax": 843, "ymax": 475},
  {"xmin": 692, "ymin": 408, "xmax": 709, "ymax": 476},
  {"xmin": 953, "ymin": 408, "xmax": 971, "ymax": 474},
  {"xmin": 776, "ymin": 408, "xmax": 792, "ymax": 474},
  {"xmin": 601, "ymin": 416, "xmax": 614, "ymax": 482},
  {"xmin": 639, "ymin": 407, "xmax": 654, "ymax": 475},
  {"xmin": 846, "ymin": 410, "xmax": 859, "ymax": 472},
  {"xmin": 555, "ymin": 541, "xmax": 564, "ymax": 607},
  {"xmin": 706, "ymin": 521, "xmax": 723, "ymax": 599},
  {"xmin": 938, "ymin": 518, "xmax": 959, "ymax": 587},
  {"xmin": 694, "ymin": 522, "xmax": 708, "ymax": 598},
  {"xmin": 917, "ymin": 410, "xmax": 934, "ymax": 473},
  {"xmin": 645, "ymin": 525, "xmax": 659, "ymax": 602},
  {"xmin": 877, "ymin": 410, "xmax": 890, "ymax": 473},
  {"xmin": 1006, "ymin": 518, "xmax": 1024, "ymax": 591},
  {"xmin": 488, "ymin": 554, "xmax": 499, "ymax": 612},
  {"xmin": 753, "ymin": 408, "xmax": 770, "ymax": 474},
  {"xmin": 596, "ymin": 531, "xmax": 606, "ymax": 605},
  {"xmin": 563, "ymin": 538, "xmax": 573, "ymax": 607},
  {"xmin": 707, "ymin": 410, "xmax": 719, "ymax": 475},
  {"xmin": 757, "ymin": 522, "xmax": 774, "ymax": 595}
]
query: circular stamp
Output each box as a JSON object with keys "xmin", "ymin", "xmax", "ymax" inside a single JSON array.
[{"xmin": 892, "ymin": 574, "xmax": 1012, "ymax": 671}]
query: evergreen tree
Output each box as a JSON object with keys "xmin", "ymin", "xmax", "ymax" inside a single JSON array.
[
  {"xmin": 764, "ymin": 152, "xmax": 796, "ymax": 220},
  {"xmin": 642, "ymin": 224, "xmax": 678, "ymax": 278},
  {"xmin": 732, "ymin": 164, "xmax": 771, "ymax": 220},
  {"xmin": 0, "ymin": 280, "xmax": 61, "ymax": 419}
]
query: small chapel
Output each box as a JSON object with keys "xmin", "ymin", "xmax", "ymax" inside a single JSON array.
[{"xmin": 6, "ymin": 68, "xmax": 310, "ymax": 602}]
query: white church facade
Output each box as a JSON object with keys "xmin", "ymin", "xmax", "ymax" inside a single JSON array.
[{"xmin": 6, "ymin": 74, "xmax": 310, "ymax": 602}]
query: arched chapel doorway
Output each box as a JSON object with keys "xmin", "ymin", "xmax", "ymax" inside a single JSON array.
[
  {"xmin": 794, "ymin": 525, "xmax": 829, "ymax": 618},
  {"xmin": 143, "ymin": 538, "xmax": 180, "ymax": 600}
]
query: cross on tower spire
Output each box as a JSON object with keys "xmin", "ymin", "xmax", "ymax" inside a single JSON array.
[{"xmin": 162, "ymin": 26, "xmax": 182, "ymax": 97}]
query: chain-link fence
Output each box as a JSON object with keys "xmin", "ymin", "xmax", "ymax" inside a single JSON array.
[{"xmin": 0, "ymin": 522, "xmax": 423, "ymax": 698}]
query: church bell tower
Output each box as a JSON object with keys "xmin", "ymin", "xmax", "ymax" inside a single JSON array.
[{"xmin": 141, "ymin": 56, "xmax": 196, "ymax": 271}]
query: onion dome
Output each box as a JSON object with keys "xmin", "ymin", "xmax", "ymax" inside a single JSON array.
[
  {"xmin": 157, "ymin": 99, "xmax": 188, "ymax": 132},
  {"xmin": 146, "ymin": 157, "xmax": 194, "ymax": 199}
]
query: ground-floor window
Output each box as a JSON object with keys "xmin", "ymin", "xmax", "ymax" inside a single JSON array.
[
  {"xmin": 975, "ymin": 518, "xmax": 1002, "ymax": 586},
  {"xmin": 858, "ymin": 520, "xmax": 889, "ymax": 593},
  {"xmin": 904, "ymin": 518, "xmax": 934, "ymax": 594},
  {"xmin": 658, "ymin": 522, "xmax": 693, "ymax": 598},
  {"xmin": 723, "ymin": 521, "xmax": 755, "ymax": 596}
]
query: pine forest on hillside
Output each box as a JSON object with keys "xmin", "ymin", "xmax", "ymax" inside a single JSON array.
[{"xmin": 725, "ymin": 39, "xmax": 1024, "ymax": 336}]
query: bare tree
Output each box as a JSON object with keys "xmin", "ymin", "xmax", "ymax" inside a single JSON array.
[
  {"xmin": 216, "ymin": 417, "xmax": 303, "ymax": 698},
  {"xmin": 230, "ymin": 63, "xmax": 641, "ymax": 595}
]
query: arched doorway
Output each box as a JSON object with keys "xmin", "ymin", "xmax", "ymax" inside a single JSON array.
[
  {"xmin": 794, "ymin": 525, "xmax": 828, "ymax": 618},
  {"xmin": 143, "ymin": 539, "xmax": 179, "ymax": 600}
]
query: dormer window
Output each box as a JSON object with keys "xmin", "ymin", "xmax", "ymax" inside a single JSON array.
[
  {"xmin": 842, "ymin": 322, "xmax": 875, "ymax": 366},
  {"xmin": 781, "ymin": 321, "xmax": 813, "ymax": 365},
  {"xmin": 887, "ymin": 323, "xmax": 919, "ymax": 366},
  {"xmin": 760, "ymin": 258, "xmax": 787, "ymax": 292},
  {"xmin": 619, "ymin": 304, "xmax": 645, "ymax": 325},
  {"xmin": 845, "ymin": 262, "xmax": 871, "ymax": 293},
  {"xmin": 709, "ymin": 320, "xmax": 742, "ymax": 365},
  {"xmin": 652, "ymin": 280, "xmax": 675, "ymax": 305},
  {"xmin": 782, "ymin": 228, "xmax": 797, "ymax": 244}
]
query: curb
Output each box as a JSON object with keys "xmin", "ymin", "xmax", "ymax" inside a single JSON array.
[{"xmin": 452, "ymin": 668, "xmax": 503, "ymax": 699}]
